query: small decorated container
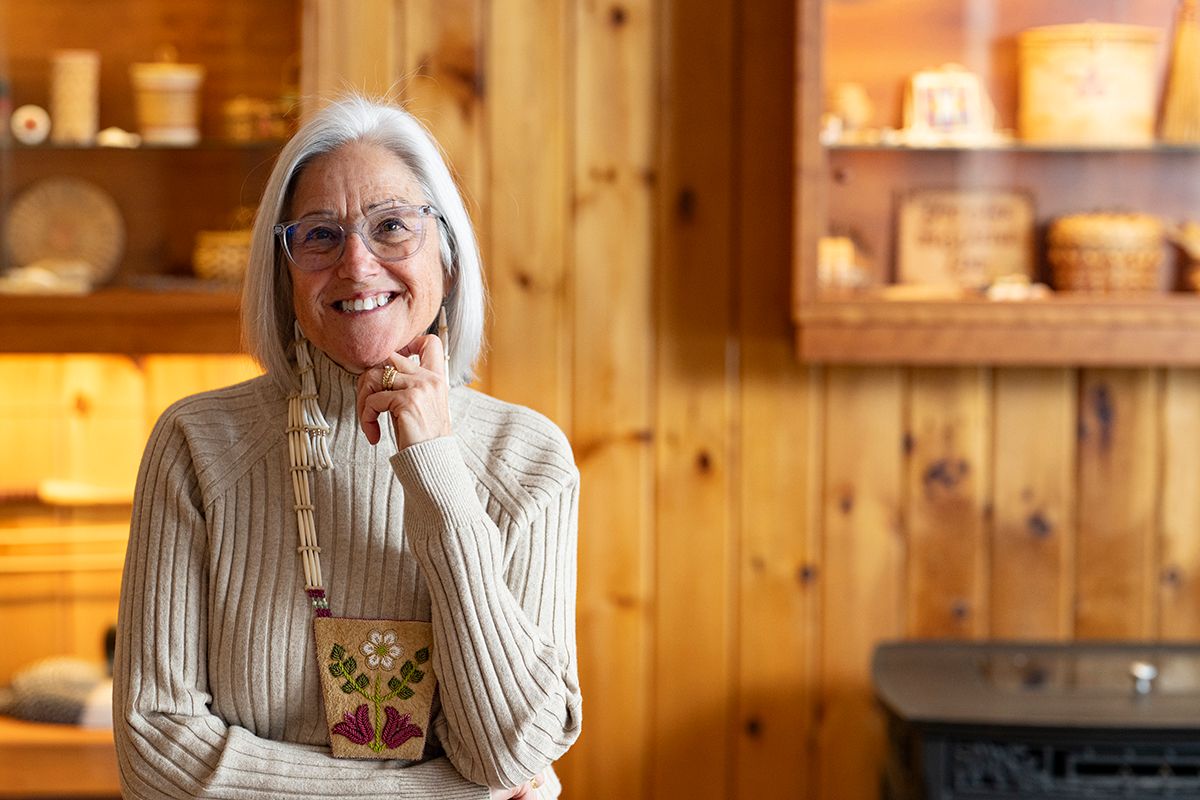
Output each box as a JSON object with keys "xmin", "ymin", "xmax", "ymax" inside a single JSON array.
[
  {"xmin": 1019, "ymin": 23, "xmax": 1161, "ymax": 146},
  {"xmin": 1047, "ymin": 213, "xmax": 1165, "ymax": 292}
]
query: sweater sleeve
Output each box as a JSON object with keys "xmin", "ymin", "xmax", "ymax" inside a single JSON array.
[
  {"xmin": 113, "ymin": 412, "xmax": 489, "ymax": 800},
  {"xmin": 390, "ymin": 435, "xmax": 582, "ymax": 789}
]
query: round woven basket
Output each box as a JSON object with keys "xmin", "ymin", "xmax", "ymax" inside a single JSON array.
[
  {"xmin": 192, "ymin": 230, "xmax": 251, "ymax": 283},
  {"xmin": 1046, "ymin": 213, "xmax": 1164, "ymax": 292}
]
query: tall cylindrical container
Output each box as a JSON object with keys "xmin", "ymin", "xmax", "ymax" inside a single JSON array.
[
  {"xmin": 130, "ymin": 62, "xmax": 205, "ymax": 145},
  {"xmin": 50, "ymin": 49, "xmax": 100, "ymax": 144}
]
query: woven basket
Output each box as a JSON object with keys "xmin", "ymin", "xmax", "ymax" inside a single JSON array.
[
  {"xmin": 1047, "ymin": 213, "xmax": 1164, "ymax": 292},
  {"xmin": 192, "ymin": 230, "xmax": 251, "ymax": 283}
]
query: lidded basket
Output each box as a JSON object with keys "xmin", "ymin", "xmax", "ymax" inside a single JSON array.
[{"xmin": 1046, "ymin": 212, "xmax": 1165, "ymax": 292}]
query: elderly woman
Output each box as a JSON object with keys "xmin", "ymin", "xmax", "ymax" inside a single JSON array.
[{"xmin": 114, "ymin": 96, "xmax": 581, "ymax": 799}]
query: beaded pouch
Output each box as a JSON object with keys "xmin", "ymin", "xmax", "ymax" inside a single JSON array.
[{"xmin": 313, "ymin": 617, "xmax": 437, "ymax": 760}]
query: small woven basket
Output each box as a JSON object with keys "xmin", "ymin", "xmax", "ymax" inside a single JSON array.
[
  {"xmin": 192, "ymin": 230, "xmax": 251, "ymax": 283},
  {"xmin": 1046, "ymin": 213, "xmax": 1164, "ymax": 292}
]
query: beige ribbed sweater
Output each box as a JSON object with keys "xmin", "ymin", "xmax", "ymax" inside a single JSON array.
[{"xmin": 113, "ymin": 349, "xmax": 581, "ymax": 798}]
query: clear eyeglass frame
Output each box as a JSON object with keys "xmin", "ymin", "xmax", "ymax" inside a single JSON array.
[{"xmin": 273, "ymin": 203, "xmax": 443, "ymax": 271}]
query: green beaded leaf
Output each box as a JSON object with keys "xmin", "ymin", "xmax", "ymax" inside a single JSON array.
[
  {"xmin": 331, "ymin": 644, "xmax": 346, "ymax": 661},
  {"xmin": 388, "ymin": 676, "xmax": 402, "ymax": 692},
  {"xmin": 409, "ymin": 669, "xmax": 425, "ymax": 684},
  {"xmin": 400, "ymin": 660, "xmax": 414, "ymax": 679},
  {"xmin": 343, "ymin": 657, "xmax": 357, "ymax": 675},
  {"xmin": 340, "ymin": 680, "xmax": 355, "ymax": 694},
  {"xmin": 356, "ymin": 674, "xmax": 369, "ymax": 689},
  {"xmin": 329, "ymin": 663, "xmax": 344, "ymax": 678},
  {"xmin": 398, "ymin": 685, "xmax": 415, "ymax": 700},
  {"xmin": 415, "ymin": 647, "xmax": 430, "ymax": 664}
]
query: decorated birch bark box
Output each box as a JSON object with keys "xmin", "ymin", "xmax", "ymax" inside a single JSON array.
[{"xmin": 1018, "ymin": 22, "xmax": 1161, "ymax": 146}]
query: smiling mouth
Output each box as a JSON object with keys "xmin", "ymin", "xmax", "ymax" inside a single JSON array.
[{"xmin": 334, "ymin": 292, "xmax": 398, "ymax": 313}]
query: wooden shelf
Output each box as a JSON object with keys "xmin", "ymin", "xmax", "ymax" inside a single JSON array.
[
  {"xmin": 0, "ymin": 716, "xmax": 120, "ymax": 798},
  {"xmin": 826, "ymin": 140, "xmax": 1200, "ymax": 154},
  {"xmin": 795, "ymin": 295, "xmax": 1200, "ymax": 366},
  {"xmin": 1, "ymin": 139, "xmax": 285, "ymax": 152},
  {"xmin": 0, "ymin": 288, "xmax": 243, "ymax": 353}
]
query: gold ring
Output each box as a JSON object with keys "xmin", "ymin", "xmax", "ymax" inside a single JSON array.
[{"xmin": 381, "ymin": 364, "xmax": 397, "ymax": 391}]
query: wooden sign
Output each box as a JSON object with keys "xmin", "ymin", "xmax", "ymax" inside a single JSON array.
[{"xmin": 897, "ymin": 189, "xmax": 1035, "ymax": 289}]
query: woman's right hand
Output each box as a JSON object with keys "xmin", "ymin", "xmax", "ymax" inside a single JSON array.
[{"xmin": 490, "ymin": 774, "xmax": 544, "ymax": 799}]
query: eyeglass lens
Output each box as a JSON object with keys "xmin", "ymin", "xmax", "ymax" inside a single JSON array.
[{"xmin": 283, "ymin": 206, "xmax": 430, "ymax": 270}]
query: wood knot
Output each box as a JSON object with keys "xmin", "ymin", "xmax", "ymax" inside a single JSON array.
[
  {"xmin": 1086, "ymin": 383, "xmax": 1115, "ymax": 448},
  {"xmin": 798, "ymin": 564, "xmax": 818, "ymax": 585},
  {"xmin": 1026, "ymin": 510, "xmax": 1053, "ymax": 539},
  {"xmin": 74, "ymin": 393, "xmax": 92, "ymax": 416},
  {"xmin": 676, "ymin": 187, "xmax": 697, "ymax": 223},
  {"xmin": 950, "ymin": 599, "xmax": 970, "ymax": 621},
  {"xmin": 589, "ymin": 165, "xmax": 619, "ymax": 183},
  {"xmin": 610, "ymin": 592, "xmax": 638, "ymax": 609},
  {"xmin": 695, "ymin": 449, "xmax": 713, "ymax": 473},
  {"xmin": 923, "ymin": 458, "xmax": 968, "ymax": 492},
  {"xmin": 609, "ymin": 5, "xmax": 628, "ymax": 26},
  {"xmin": 744, "ymin": 717, "xmax": 763, "ymax": 738},
  {"xmin": 515, "ymin": 271, "xmax": 534, "ymax": 290},
  {"xmin": 838, "ymin": 490, "xmax": 854, "ymax": 515}
]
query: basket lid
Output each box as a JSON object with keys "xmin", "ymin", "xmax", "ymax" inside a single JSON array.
[
  {"xmin": 1049, "ymin": 212, "xmax": 1163, "ymax": 244},
  {"xmin": 1019, "ymin": 22, "xmax": 1161, "ymax": 46}
]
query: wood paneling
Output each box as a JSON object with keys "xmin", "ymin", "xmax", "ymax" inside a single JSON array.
[
  {"xmin": 1162, "ymin": 368, "xmax": 1200, "ymax": 639},
  {"xmin": 818, "ymin": 366, "xmax": 905, "ymax": 800},
  {"xmin": 651, "ymin": 0, "xmax": 736, "ymax": 797},
  {"xmin": 906, "ymin": 367, "xmax": 989, "ymax": 638},
  {"xmin": 562, "ymin": 0, "xmax": 656, "ymax": 796},
  {"xmin": 1076, "ymin": 369, "xmax": 1160, "ymax": 638},
  {"xmin": 990, "ymin": 368, "xmax": 1076, "ymax": 639},
  {"xmin": 735, "ymin": 1, "xmax": 815, "ymax": 798},
  {"xmin": 484, "ymin": 0, "xmax": 571, "ymax": 423}
]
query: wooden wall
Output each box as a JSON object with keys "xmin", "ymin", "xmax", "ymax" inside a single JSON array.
[{"xmin": 3, "ymin": 1, "xmax": 1200, "ymax": 799}]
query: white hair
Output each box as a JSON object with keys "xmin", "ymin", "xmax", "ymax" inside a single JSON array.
[{"xmin": 242, "ymin": 94, "xmax": 485, "ymax": 388}]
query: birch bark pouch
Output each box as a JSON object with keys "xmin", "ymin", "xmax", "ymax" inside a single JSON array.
[{"xmin": 288, "ymin": 325, "xmax": 437, "ymax": 760}]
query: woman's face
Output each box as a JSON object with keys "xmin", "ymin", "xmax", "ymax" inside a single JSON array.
[{"xmin": 286, "ymin": 140, "xmax": 445, "ymax": 373}]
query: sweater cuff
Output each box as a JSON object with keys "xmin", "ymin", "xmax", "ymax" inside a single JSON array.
[{"xmin": 390, "ymin": 436, "xmax": 480, "ymax": 526}]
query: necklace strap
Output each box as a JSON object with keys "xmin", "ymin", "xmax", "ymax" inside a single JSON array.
[{"xmin": 289, "ymin": 325, "xmax": 333, "ymax": 617}]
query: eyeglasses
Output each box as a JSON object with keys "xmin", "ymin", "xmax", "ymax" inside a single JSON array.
[{"xmin": 273, "ymin": 204, "xmax": 442, "ymax": 272}]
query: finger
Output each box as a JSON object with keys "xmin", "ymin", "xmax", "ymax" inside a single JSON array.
[
  {"xmin": 358, "ymin": 382, "xmax": 406, "ymax": 444},
  {"xmin": 400, "ymin": 333, "xmax": 446, "ymax": 379},
  {"xmin": 355, "ymin": 367, "xmax": 389, "ymax": 432}
]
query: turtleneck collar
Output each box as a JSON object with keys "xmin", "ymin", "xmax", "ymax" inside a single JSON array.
[{"xmin": 306, "ymin": 346, "xmax": 362, "ymax": 429}]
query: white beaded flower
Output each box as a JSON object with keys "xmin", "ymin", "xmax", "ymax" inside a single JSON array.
[{"xmin": 360, "ymin": 630, "xmax": 402, "ymax": 670}]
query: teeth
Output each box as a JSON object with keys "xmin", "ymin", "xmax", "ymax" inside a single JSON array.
[{"xmin": 338, "ymin": 293, "xmax": 393, "ymax": 313}]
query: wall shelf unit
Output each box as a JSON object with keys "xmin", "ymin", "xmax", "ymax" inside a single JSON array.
[
  {"xmin": 794, "ymin": 0, "xmax": 1200, "ymax": 366},
  {"xmin": 0, "ymin": 0, "xmax": 297, "ymax": 355}
]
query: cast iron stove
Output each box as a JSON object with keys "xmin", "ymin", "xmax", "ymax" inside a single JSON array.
[{"xmin": 873, "ymin": 641, "xmax": 1200, "ymax": 799}]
